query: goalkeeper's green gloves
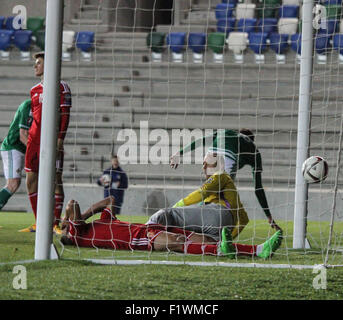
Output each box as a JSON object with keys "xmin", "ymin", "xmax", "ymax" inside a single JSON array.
[{"xmin": 172, "ymin": 199, "xmax": 185, "ymax": 208}]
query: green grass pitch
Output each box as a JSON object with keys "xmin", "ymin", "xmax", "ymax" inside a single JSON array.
[{"xmin": 1, "ymin": 211, "xmax": 343, "ymax": 300}]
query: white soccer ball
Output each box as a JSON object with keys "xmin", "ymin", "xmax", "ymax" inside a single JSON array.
[
  {"xmin": 302, "ymin": 156, "xmax": 328, "ymax": 183},
  {"xmin": 102, "ymin": 174, "xmax": 111, "ymax": 187}
]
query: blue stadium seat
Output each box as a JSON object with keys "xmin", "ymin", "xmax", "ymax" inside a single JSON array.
[
  {"xmin": 0, "ymin": 30, "xmax": 14, "ymax": 60},
  {"xmin": 5, "ymin": 16, "xmax": 24, "ymax": 30},
  {"xmin": 237, "ymin": 18, "xmax": 257, "ymax": 33},
  {"xmin": 13, "ymin": 30, "xmax": 32, "ymax": 60},
  {"xmin": 167, "ymin": 32, "xmax": 186, "ymax": 62},
  {"xmin": 318, "ymin": 19, "xmax": 339, "ymax": 36},
  {"xmin": 315, "ymin": 33, "xmax": 331, "ymax": 64},
  {"xmin": 76, "ymin": 31, "xmax": 95, "ymax": 61},
  {"xmin": 188, "ymin": 32, "xmax": 206, "ymax": 63},
  {"xmin": 279, "ymin": 5, "xmax": 299, "ymax": 18},
  {"xmin": 332, "ymin": 33, "xmax": 343, "ymax": 62},
  {"xmin": 0, "ymin": 16, "xmax": 5, "ymax": 29},
  {"xmin": 248, "ymin": 32, "xmax": 268, "ymax": 63},
  {"xmin": 256, "ymin": 18, "xmax": 278, "ymax": 37},
  {"xmin": 269, "ymin": 33, "xmax": 289, "ymax": 55},
  {"xmin": 217, "ymin": 18, "xmax": 236, "ymax": 34},
  {"xmin": 215, "ymin": 3, "xmax": 235, "ymax": 20}
]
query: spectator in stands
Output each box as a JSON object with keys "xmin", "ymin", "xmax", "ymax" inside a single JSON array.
[
  {"xmin": 60, "ymin": 196, "xmax": 283, "ymax": 259},
  {"xmin": 97, "ymin": 155, "xmax": 128, "ymax": 215},
  {"xmin": 170, "ymin": 128, "xmax": 281, "ymax": 234},
  {"xmin": 0, "ymin": 99, "xmax": 32, "ymax": 211},
  {"xmin": 19, "ymin": 51, "xmax": 72, "ymax": 234}
]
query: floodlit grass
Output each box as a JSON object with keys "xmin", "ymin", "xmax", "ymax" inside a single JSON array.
[{"xmin": 1, "ymin": 211, "xmax": 343, "ymax": 300}]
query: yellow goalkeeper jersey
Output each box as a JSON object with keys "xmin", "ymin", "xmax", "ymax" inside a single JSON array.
[{"xmin": 182, "ymin": 172, "xmax": 249, "ymax": 238}]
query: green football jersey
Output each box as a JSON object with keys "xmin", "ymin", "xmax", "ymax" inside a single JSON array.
[{"xmin": 0, "ymin": 99, "xmax": 32, "ymax": 154}]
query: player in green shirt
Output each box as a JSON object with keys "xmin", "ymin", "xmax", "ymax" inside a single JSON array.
[
  {"xmin": 170, "ymin": 128, "xmax": 281, "ymax": 232},
  {"xmin": 0, "ymin": 99, "xmax": 32, "ymax": 211}
]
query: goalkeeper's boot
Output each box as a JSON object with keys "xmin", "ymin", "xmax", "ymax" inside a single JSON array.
[
  {"xmin": 218, "ymin": 227, "xmax": 236, "ymax": 259},
  {"xmin": 18, "ymin": 224, "xmax": 36, "ymax": 232},
  {"xmin": 53, "ymin": 224, "xmax": 63, "ymax": 235},
  {"xmin": 257, "ymin": 230, "xmax": 283, "ymax": 259}
]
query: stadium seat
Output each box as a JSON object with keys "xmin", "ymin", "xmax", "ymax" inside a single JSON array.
[
  {"xmin": 146, "ymin": 32, "xmax": 165, "ymax": 62},
  {"xmin": 13, "ymin": 30, "xmax": 32, "ymax": 60},
  {"xmin": 226, "ymin": 31, "xmax": 248, "ymax": 63},
  {"xmin": 248, "ymin": 32, "xmax": 268, "ymax": 63},
  {"xmin": 166, "ymin": 32, "xmax": 186, "ymax": 62},
  {"xmin": 256, "ymin": 0, "xmax": 280, "ymax": 19},
  {"xmin": 290, "ymin": 33, "xmax": 301, "ymax": 63},
  {"xmin": 269, "ymin": 32, "xmax": 289, "ymax": 63},
  {"xmin": 188, "ymin": 32, "xmax": 206, "ymax": 63},
  {"xmin": 315, "ymin": 33, "xmax": 331, "ymax": 64},
  {"xmin": 0, "ymin": 16, "xmax": 5, "ymax": 29},
  {"xmin": 4, "ymin": 16, "xmax": 25, "ymax": 30},
  {"xmin": 207, "ymin": 32, "xmax": 226, "ymax": 63},
  {"xmin": 318, "ymin": 19, "xmax": 339, "ymax": 36},
  {"xmin": 215, "ymin": 3, "xmax": 235, "ymax": 20},
  {"xmin": 256, "ymin": 18, "xmax": 278, "ymax": 37},
  {"xmin": 76, "ymin": 31, "xmax": 95, "ymax": 61},
  {"xmin": 278, "ymin": 18, "xmax": 298, "ymax": 35},
  {"xmin": 332, "ymin": 33, "xmax": 343, "ymax": 63},
  {"xmin": 282, "ymin": 0, "xmax": 301, "ymax": 5},
  {"xmin": 62, "ymin": 30, "xmax": 75, "ymax": 61},
  {"xmin": 35, "ymin": 29, "xmax": 45, "ymax": 50},
  {"xmin": 0, "ymin": 29, "xmax": 14, "ymax": 60},
  {"xmin": 237, "ymin": 18, "xmax": 257, "ymax": 33},
  {"xmin": 236, "ymin": 4, "xmax": 256, "ymax": 20},
  {"xmin": 27, "ymin": 17, "xmax": 44, "ymax": 37},
  {"xmin": 217, "ymin": 18, "xmax": 236, "ymax": 34},
  {"xmin": 279, "ymin": 5, "xmax": 299, "ymax": 18}
]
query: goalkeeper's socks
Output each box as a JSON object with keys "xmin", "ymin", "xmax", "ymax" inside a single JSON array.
[
  {"xmin": 54, "ymin": 193, "xmax": 64, "ymax": 226},
  {"xmin": 184, "ymin": 242, "xmax": 217, "ymax": 256},
  {"xmin": 28, "ymin": 192, "xmax": 38, "ymax": 219},
  {"xmin": 0, "ymin": 188, "xmax": 13, "ymax": 211}
]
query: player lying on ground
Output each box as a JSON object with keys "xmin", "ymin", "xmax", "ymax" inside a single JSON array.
[
  {"xmin": 60, "ymin": 196, "xmax": 283, "ymax": 259},
  {"xmin": 149, "ymin": 152, "xmax": 252, "ymax": 239},
  {"xmin": 0, "ymin": 99, "xmax": 32, "ymax": 211},
  {"xmin": 170, "ymin": 128, "xmax": 280, "ymax": 232}
]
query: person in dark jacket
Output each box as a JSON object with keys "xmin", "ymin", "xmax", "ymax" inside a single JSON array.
[{"xmin": 97, "ymin": 155, "xmax": 128, "ymax": 214}]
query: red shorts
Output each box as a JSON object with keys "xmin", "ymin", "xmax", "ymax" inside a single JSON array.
[
  {"xmin": 24, "ymin": 139, "xmax": 64, "ymax": 173},
  {"xmin": 25, "ymin": 139, "xmax": 40, "ymax": 173}
]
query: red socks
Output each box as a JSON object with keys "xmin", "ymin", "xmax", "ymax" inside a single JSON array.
[
  {"xmin": 28, "ymin": 192, "xmax": 38, "ymax": 220},
  {"xmin": 54, "ymin": 194, "xmax": 64, "ymax": 226}
]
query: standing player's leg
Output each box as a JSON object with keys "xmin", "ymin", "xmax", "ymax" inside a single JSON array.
[{"xmin": 0, "ymin": 150, "xmax": 24, "ymax": 211}]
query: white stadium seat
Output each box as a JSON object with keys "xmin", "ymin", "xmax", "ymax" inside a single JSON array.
[
  {"xmin": 278, "ymin": 18, "xmax": 299, "ymax": 35},
  {"xmin": 62, "ymin": 30, "xmax": 75, "ymax": 61},
  {"xmin": 235, "ymin": 4, "xmax": 256, "ymax": 20},
  {"xmin": 226, "ymin": 32, "xmax": 249, "ymax": 63}
]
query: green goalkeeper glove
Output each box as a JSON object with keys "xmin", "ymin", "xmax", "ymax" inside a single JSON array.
[{"xmin": 172, "ymin": 199, "xmax": 185, "ymax": 208}]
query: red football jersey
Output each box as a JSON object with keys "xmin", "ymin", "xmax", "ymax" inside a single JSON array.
[
  {"xmin": 67, "ymin": 209, "xmax": 193, "ymax": 251},
  {"xmin": 29, "ymin": 81, "xmax": 72, "ymax": 145}
]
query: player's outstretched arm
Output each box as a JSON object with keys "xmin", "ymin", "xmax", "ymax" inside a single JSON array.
[
  {"xmin": 254, "ymin": 171, "xmax": 281, "ymax": 231},
  {"xmin": 81, "ymin": 196, "xmax": 115, "ymax": 221}
]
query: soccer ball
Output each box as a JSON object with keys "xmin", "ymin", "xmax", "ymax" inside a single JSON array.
[
  {"xmin": 101, "ymin": 174, "xmax": 111, "ymax": 187},
  {"xmin": 302, "ymin": 156, "xmax": 328, "ymax": 183}
]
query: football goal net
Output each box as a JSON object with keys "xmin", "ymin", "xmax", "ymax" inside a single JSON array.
[{"xmin": 32, "ymin": 0, "xmax": 343, "ymax": 268}]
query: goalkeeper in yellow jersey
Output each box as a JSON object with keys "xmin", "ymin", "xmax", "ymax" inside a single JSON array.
[
  {"xmin": 148, "ymin": 153, "xmax": 251, "ymax": 239},
  {"xmin": 169, "ymin": 128, "xmax": 281, "ymax": 233}
]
